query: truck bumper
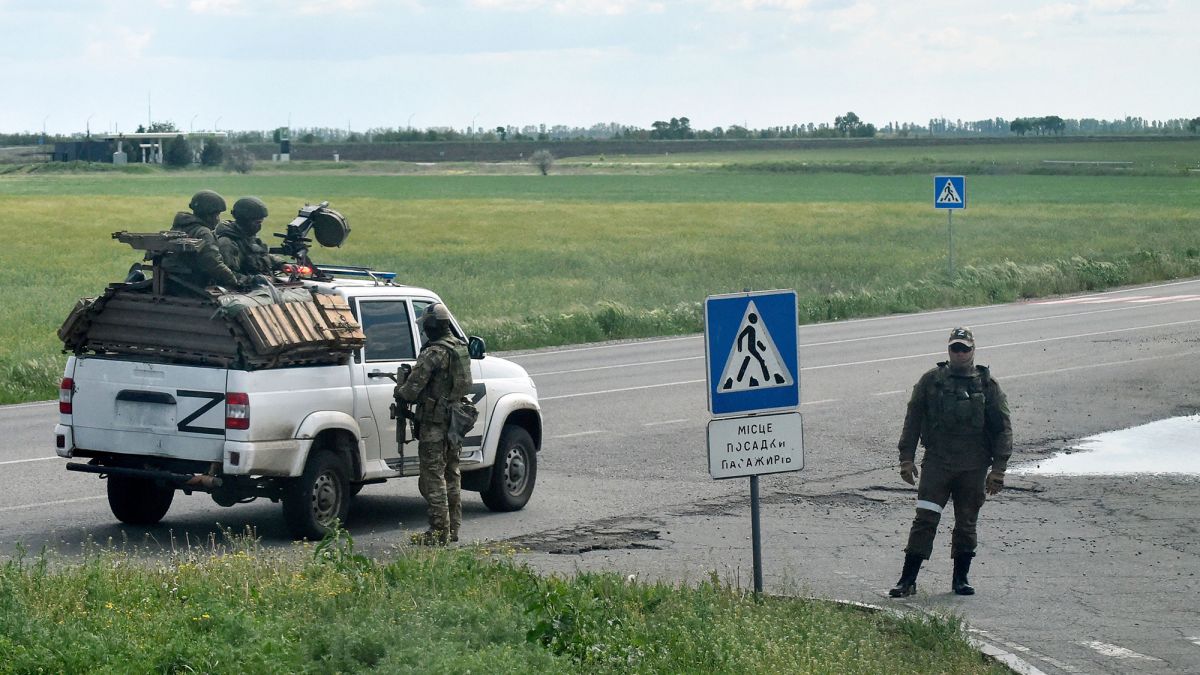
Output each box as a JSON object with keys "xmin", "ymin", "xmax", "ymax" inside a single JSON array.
[
  {"xmin": 54, "ymin": 424, "xmax": 74, "ymax": 458},
  {"xmin": 223, "ymin": 439, "xmax": 312, "ymax": 477},
  {"xmin": 67, "ymin": 461, "xmax": 213, "ymax": 487}
]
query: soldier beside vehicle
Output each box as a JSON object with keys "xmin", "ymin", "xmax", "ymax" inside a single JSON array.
[{"xmin": 394, "ymin": 304, "xmax": 478, "ymax": 546}]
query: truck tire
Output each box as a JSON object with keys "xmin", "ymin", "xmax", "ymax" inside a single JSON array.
[
  {"xmin": 282, "ymin": 449, "xmax": 350, "ymax": 540},
  {"xmin": 107, "ymin": 475, "xmax": 174, "ymax": 526},
  {"xmin": 481, "ymin": 424, "xmax": 537, "ymax": 512}
]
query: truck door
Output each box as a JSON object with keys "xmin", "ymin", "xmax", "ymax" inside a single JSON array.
[{"xmin": 356, "ymin": 298, "xmax": 419, "ymax": 471}]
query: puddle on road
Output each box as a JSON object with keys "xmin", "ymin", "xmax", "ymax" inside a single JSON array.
[{"xmin": 1016, "ymin": 415, "xmax": 1200, "ymax": 476}]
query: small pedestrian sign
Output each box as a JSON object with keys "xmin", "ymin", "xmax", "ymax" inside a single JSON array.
[
  {"xmin": 705, "ymin": 290, "xmax": 799, "ymax": 416},
  {"xmin": 717, "ymin": 300, "xmax": 794, "ymax": 393},
  {"xmin": 934, "ymin": 175, "xmax": 966, "ymax": 209}
]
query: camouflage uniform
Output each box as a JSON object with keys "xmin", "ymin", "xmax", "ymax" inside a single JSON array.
[
  {"xmin": 215, "ymin": 221, "xmax": 282, "ymax": 276},
  {"xmin": 216, "ymin": 196, "xmax": 281, "ymax": 277},
  {"xmin": 160, "ymin": 212, "xmax": 245, "ymax": 293},
  {"xmin": 395, "ymin": 334, "xmax": 473, "ymax": 540},
  {"xmin": 898, "ymin": 362, "xmax": 1012, "ymax": 559}
]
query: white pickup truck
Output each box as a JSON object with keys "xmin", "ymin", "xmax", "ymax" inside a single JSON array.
[{"xmin": 53, "ymin": 277, "xmax": 542, "ymax": 540}]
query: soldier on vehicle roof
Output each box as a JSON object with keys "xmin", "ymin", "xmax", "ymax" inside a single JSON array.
[
  {"xmin": 217, "ymin": 196, "xmax": 284, "ymax": 277},
  {"xmin": 160, "ymin": 190, "xmax": 252, "ymax": 294},
  {"xmin": 888, "ymin": 327, "xmax": 1012, "ymax": 598}
]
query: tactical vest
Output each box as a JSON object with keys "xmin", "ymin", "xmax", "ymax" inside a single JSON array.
[
  {"xmin": 216, "ymin": 222, "xmax": 273, "ymax": 275},
  {"xmin": 434, "ymin": 336, "xmax": 473, "ymax": 401},
  {"xmin": 927, "ymin": 363, "xmax": 989, "ymax": 435},
  {"xmin": 161, "ymin": 213, "xmax": 217, "ymax": 289},
  {"xmin": 415, "ymin": 337, "xmax": 472, "ymax": 428}
]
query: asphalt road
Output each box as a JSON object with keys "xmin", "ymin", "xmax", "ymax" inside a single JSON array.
[{"xmin": 4, "ymin": 278, "xmax": 1200, "ymax": 673}]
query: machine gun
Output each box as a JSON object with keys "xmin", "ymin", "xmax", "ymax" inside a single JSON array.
[
  {"xmin": 112, "ymin": 230, "xmax": 204, "ymax": 295},
  {"xmin": 269, "ymin": 201, "xmax": 351, "ymax": 279}
]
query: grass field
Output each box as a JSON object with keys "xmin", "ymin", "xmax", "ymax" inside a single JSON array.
[
  {"xmin": 0, "ymin": 530, "xmax": 1004, "ymax": 674},
  {"xmin": 563, "ymin": 137, "xmax": 1200, "ymax": 173},
  {"xmin": 1, "ymin": 141, "xmax": 1198, "ymax": 402}
]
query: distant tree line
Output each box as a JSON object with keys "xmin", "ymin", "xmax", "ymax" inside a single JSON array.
[
  {"xmin": 1009, "ymin": 116, "xmax": 1066, "ymax": 136},
  {"xmin": 252, "ymin": 114, "xmax": 1199, "ymax": 143},
  {"xmin": 6, "ymin": 114, "xmax": 1200, "ymax": 148}
]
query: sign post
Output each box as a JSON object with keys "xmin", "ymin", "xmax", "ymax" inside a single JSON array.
[
  {"xmin": 934, "ymin": 175, "xmax": 966, "ymax": 276},
  {"xmin": 704, "ymin": 290, "xmax": 803, "ymax": 595}
]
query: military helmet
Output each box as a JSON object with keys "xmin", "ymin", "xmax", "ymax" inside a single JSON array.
[
  {"xmin": 231, "ymin": 196, "xmax": 269, "ymax": 221},
  {"xmin": 421, "ymin": 303, "xmax": 452, "ymax": 334},
  {"xmin": 188, "ymin": 190, "xmax": 227, "ymax": 216}
]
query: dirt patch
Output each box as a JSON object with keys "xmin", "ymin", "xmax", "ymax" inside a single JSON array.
[{"xmin": 506, "ymin": 521, "xmax": 664, "ymax": 554}]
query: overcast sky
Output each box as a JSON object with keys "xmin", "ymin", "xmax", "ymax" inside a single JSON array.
[{"xmin": 1, "ymin": 0, "xmax": 1194, "ymax": 135}]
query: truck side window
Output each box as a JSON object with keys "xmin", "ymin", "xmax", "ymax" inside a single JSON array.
[
  {"xmin": 360, "ymin": 300, "xmax": 416, "ymax": 362},
  {"xmin": 413, "ymin": 300, "xmax": 433, "ymax": 346},
  {"xmin": 414, "ymin": 299, "xmax": 464, "ymax": 346}
]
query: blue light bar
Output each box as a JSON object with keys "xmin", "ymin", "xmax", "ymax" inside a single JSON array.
[{"xmin": 319, "ymin": 265, "xmax": 397, "ymax": 280}]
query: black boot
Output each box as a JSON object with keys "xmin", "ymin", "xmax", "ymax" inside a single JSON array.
[
  {"xmin": 952, "ymin": 553, "xmax": 975, "ymax": 595},
  {"xmin": 888, "ymin": 553, "xmax": 923, "ymax": 598}
]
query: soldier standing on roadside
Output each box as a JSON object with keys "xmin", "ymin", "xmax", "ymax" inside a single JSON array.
[
  {"xmin": 394, "ymin": 303, "xmax": 474, "ymax": 545},
  {"xmin": 161, "ymin": 190, "xmax": 250, "ymax": 294},
  {"xmin": 216, "ymin": 196, "xmax": 284, "ymax": 277},
  {"xmin": 888, "ymin": 327, "xmax": 1012, "ymax": 598}
]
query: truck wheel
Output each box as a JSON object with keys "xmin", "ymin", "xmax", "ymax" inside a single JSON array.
[
  {"xmin": 282, "ymin": 450, "xmax": 350, "ymax": 540},
  {"xmin": 481, "ymin": 424, "xmax": 537, "ymax": 512},
  {"xmin": 107, "ymin": 475, "xmax": 174, "ymax": 526}
]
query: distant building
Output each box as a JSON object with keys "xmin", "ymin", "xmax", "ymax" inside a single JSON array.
[
  {"xmin": 52, "ymin": 140, "xmax": 114, "ymax": 162},
  {"xmin": 52, "ymin": 132, "xmax": 227, "ymax": 164}
]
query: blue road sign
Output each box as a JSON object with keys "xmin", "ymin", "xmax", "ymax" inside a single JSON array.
[
  {"xmin": 705, "ymin": 290, "xmax": 799, "ymax": 416},
  {"xmin": 934, "ymin": 175, "xmax": 966, "ymax": 209}
]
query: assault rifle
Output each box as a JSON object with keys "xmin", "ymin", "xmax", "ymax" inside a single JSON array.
[
  {"xmin": 269, "ymin": 201, "xmax": 350, "ymax": 279},
  {"xmin": 369, "ymin": 364, "xmax": 416, "ymax": 452}
]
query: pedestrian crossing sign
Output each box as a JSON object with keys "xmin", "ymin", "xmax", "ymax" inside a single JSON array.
[
  {"xmin": 705, "ymin": 290, "xmax": 799, "ymax": 416},
  {"xmin": 934, "ymin": 175, "xmax": 966, "ymax": 209}
]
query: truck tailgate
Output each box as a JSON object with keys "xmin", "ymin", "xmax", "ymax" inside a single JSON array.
[{"xmin": 71, "ymin": 358, "xmax": 227, "ymax": 462}]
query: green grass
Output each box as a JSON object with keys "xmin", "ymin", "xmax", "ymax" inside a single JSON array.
[
  {"xmin": 1, "ymin": 170, "xmax": 1196, "ymax": 203},
  {"xmin": 2, "ymin": 159, "xmax": 1198, "ymax": 403},
  {"xmin": 0, "ymin": 530, "xmax": 1003, "ymax": 674}
]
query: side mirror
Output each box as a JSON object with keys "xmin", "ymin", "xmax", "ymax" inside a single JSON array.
[{"xmin": 468, "ymin": 336, "xmax": 487, "ymax": 360}]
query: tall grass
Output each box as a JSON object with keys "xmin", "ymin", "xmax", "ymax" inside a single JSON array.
[
  {"xmin": 1, "ymin": 172, "xmax": 1196, "ymax": 402},
  {"xmin": 0, "ymin": 529, "xmax": 1002, "ymax": 674}
]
